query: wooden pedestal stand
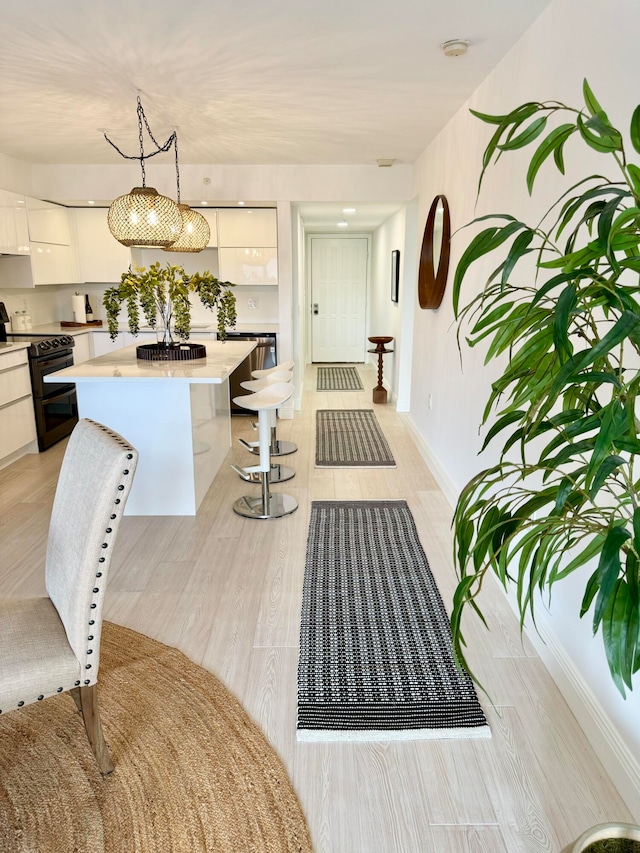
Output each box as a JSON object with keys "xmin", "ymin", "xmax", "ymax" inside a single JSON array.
[{"xmin": 368, "ymin": 336, "xmax": 394, "ymax": 404}]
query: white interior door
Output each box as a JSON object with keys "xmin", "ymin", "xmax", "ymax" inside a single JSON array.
[{"xmin": 311, "ymin": 237, "xmax": 368, "ymax": 362}]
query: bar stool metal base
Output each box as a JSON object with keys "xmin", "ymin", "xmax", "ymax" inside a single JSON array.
[
  {"xmin": 249, "ymin": 439, "xmax": 298, "ymax": 457},
  {"xmin": 233, "ymin": 493, "xmax": 298, "ymax": 519},
  {"xmin": 240, "ymin": 464, "xmax": 295, "ymax": 484}
]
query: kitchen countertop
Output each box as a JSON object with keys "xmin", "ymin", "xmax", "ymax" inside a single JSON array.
[
  {"xmin": 43, "ymin": 338, "xmax": 256, "ymax": 384},
  {"xmin": 0, "ymin": 340, "xmax": 31, "ymax": 353}
]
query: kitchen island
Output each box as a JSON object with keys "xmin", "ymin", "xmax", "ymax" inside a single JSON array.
[{"xmin": 44, "ymin": 338, "xmax": 256, "ymax": 516}]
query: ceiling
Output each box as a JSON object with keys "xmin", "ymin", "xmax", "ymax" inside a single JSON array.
[{"xmin": 0, "ymin": 0, "xmax": 551, "ymax": 231}]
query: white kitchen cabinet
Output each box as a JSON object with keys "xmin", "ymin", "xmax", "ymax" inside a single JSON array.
[
  {"xmin": 218, "ymin": 247, "xmax": 278, "ymax": 285},
  {"xmin": 91, "ymin": 331, "xmax": 125, "ymax": 357},
  {"xmin": 72, "ymin": 208, "xmax": 131, "ymax": 283},
  {"xmin": 91, "ymin": 330, "xmax": 157, "ymax": 357},
  {"xmin": 30, "ymin": 241, "xmax": 77, "ymax": 285},
  {"xmin": 26, "ymin": 197, "xmax": 72, "ymax": 245},
  {"xmin": 217, "ymin": 208, "xmax": 276, "ymax": 248},
  {"xmin": 0, "ymin": 242, "xmax": 77, "ymax": 287},
  {"xmin": 72, "ymin": 332, "xmax": 92, "ymax": 364},
  {"xmin": 122, "ymin": 331, "xmax": 157, "ymax": 348},
  {"xmin": 130, "ymin": 246, "xmax": 219, "ymax": 277},
  {"xmin": 198, "ymin": 209, "xmax": 218, "ymax": 247},
  {"xmin": 0, "ymin": 348, "xmax": 37, "ymax": 464},
  {"xmin": 0, "ymin": 190, "xmax": 30, "ymax": 255}
]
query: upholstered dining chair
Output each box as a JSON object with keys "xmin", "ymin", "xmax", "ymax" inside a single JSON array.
[{"xmin": 0, "ymin": 418, "xmax": 138, "ymax": 776}]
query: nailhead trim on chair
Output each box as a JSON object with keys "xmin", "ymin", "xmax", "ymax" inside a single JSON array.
[{"xmin": 5, "ymin": 420, "xmax": 137, "ymax": 714}]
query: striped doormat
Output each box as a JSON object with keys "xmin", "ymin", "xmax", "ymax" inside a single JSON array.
[
  {"xmin": 315, "ymin": 409, "xmax": 395, "ymax": 468},
  {"xmin": 297, "ymin": 501, "xmax": 490, "ymax": 741},
  {"xmin": 317, "ymin": 366, "xmax": 364, "ymax": 391}
]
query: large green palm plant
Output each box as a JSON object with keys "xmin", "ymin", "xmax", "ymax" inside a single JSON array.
[{"xmin": 451, "ymin": 81, "xmax": 640, "ymax": 696}]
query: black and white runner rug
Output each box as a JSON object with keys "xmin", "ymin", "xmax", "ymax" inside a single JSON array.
[
  {"xmin": 297, "ymin": 500, "xmax": 490, "ymax": 741},
  {"xmin": 316, "ymin": 409, "xmax": 396, "ymax": 468},
  {"xmin": 317, "ymin": 366, "xmax": 364, "ymax": 391}
]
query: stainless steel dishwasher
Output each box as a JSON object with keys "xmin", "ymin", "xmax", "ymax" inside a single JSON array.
[{"xmin": 222, "ymin": 331, "xmax": 278, "ymax": 414}]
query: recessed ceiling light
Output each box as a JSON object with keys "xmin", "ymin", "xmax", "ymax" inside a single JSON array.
[
  {"xmin": 342, "ymin": 208, "xmax": 357, "ymax": 214},
  {"xmin": 337, "ymin": 220, "xmax": 349, "ymax": 228},
  {"xmin": 238, "ymin": 201, "xmax": 245, "ymax": 206},
  {"xmin": 87, "ymin": 200, "xmax": 95, "ymax": 205},
  {"xmin": 201, "ymin": 201, "xmax": 208, "ymax": 205}
]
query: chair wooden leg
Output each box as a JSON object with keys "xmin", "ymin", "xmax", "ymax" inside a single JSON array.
[
  {"xmin": 77, "ymin": 684, "xmax": 114, "ymax": 776},
  {"xmin": 69, "ymin": 686, "xmax": 83, "ymax": 712}
]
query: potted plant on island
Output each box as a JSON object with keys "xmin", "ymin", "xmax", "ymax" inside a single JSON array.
[
  {"xmin": 450, "ymin": 81, "xmax": 640, "ymax": 850},
  {"xmin": 103, "ymin": 262, "xmax": 237, "ymax": 359}
]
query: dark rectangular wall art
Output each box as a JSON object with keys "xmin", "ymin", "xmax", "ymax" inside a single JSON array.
[{"xmin": 391, "ymin": 250, "xmax": 400, "ymax": 303}]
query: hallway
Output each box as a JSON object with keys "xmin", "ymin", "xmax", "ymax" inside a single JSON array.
[{"xmin": 0, "ymin": 362, "xmax": 631, "ymax": 851}]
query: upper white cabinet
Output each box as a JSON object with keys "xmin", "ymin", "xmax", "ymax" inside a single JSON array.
[
  {"xmin": 26, "ymin": 197, "xmax": 72, "ymax": 245},
  {"xmin": 0, "ymin": 190, "xmax": 30, "ymax": 255},
  {"xmin": 217, "ymin": 209, "xmax": 278, "ymax": 285},
  {"xmin": 29, "ymin": 242, "xmax": 77, "ymax": 285},
  {"xmin": 72, "ymin": 208, "xmax": 130, "ymax": 283},
  {"xmin": 217, "ymin": 209, "xmax": 277, "ymax": 247},
  {"xmin": 130, "ymin": 246, "xmax": 219, "ymax": 277},
  {"xmin": 199, "ymin": 209, "xmax": 218, "ymax": 247},
  {"xmin": 0, "ymin": 197, "xmax": 78, "ymax": 286},
  {"xmin": 218, "ymin": 247, "xmax": 278, "ymax": 285}
]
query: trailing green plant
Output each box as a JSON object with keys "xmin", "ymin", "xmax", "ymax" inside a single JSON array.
[
  {"xmin": 451, "ymin": 80, "xmax": 640, "ymax": 696},
  {"xmin": 103, "ymin": 262, "xmax": 237, "ymax": 343}
]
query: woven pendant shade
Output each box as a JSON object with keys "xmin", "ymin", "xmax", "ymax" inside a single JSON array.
[
  {"xmin": 108, "ymin": 187, "xmax": 182, "ymax": 248},
  {"xmin": 164, "ymin": 204, "xmax": 211, "ymax": 253}
]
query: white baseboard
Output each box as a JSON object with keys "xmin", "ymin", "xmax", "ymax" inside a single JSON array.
[
  {"xmin": 528, "ymin": 613, "xmax": 640, "ymax": 819},
  {"xmin": 404, "ymin": 416, "xmax": 640, "ymax": 819},
  {"xmin": 403, "ymin": 416, "xmax": 459, "ymax": 510}
]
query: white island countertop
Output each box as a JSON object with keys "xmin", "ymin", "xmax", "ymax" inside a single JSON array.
[
  {"xmin": 42, "ymin": 338, "xmax": 257, "ymax": 516},
  {"xmin": 44, "ymin": 338, "xmax": 256, "ymax": 384}
]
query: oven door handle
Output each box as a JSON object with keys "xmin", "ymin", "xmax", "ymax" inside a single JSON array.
[
  {"xmin": 39, "ymin": 353, "xmax": 74, "ymax": 373},
  {"xmin": 41, "ymin": 387, "xmax": 76, "ymax": 405}
]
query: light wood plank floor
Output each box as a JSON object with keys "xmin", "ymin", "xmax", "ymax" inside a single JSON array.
[{"xmin": 0, "ymin": 363, "xmax": 634, "ymax": 852}]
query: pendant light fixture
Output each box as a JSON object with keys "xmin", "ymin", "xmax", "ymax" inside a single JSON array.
[
  {"xmin": 163, "ymin": 131, "xmax": 210, "ymax": 253},
  {"xmin": 104, "ymin": 94, "xmax": 182, "ymax": 248}
]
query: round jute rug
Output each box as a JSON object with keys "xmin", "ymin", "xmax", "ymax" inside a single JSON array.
[{"xmin": 0, "ymin": 622, "xmax": 312, "ymax": 852}]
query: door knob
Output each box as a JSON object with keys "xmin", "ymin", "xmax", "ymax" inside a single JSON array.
[{"xmin": 312, "ymin": 303, "xmax": 319, "ymax": 315}]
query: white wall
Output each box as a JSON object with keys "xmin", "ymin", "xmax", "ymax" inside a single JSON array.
[
  {"xmin": 31, "ymin": 163, "xmax": 414, "ymax": 207},
  {"xmin": 369, "ymin": 209, "xmax": 406, "ymax": 401},
  {"xmin": 0, "ymin": 153, "xmax": 32, "ymax": 196},
  {"xmin": 408, "ymin": 0, "xmax": 640, "ymax": 816}
]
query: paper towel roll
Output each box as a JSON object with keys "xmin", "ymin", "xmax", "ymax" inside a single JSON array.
[{"xmin": 72, "ymin": 293, "xmax": 86, "ymax": 324}]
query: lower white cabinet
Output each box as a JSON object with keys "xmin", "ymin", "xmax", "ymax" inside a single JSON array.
[
  {"xmin": 72, "ymin": 333, "xmax": 92, "ymax": 364},
  {"xmin": 91, "ymin": 331, "xmax": 125, "ymax": 357},
  {"xmin": 0, "ymin": 348, "xmax": 36, "ymax": 463},
  {"xmin": 91, "ymin": 330, "xmax": 157, "ymax": 357}
]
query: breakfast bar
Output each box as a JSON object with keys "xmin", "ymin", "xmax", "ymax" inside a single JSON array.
[{"xmin": 44, "ymin": 338, "xmax": 256, "ymax": 516}]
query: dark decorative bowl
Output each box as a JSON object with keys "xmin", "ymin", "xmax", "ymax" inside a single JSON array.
[
  {"xmin": 136, "ymin": 343, "xmax": 207, "ymax": 361},
  {"xmin": 368, "ymin": 336, "xmax": 394, "ymax": 346}
]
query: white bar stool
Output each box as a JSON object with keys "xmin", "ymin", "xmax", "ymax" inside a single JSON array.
[
  {"xmin": 251, "ymin": 360, "xmax": 294, "ymax": 379},
  {"xmin": 231, "ymin": 382, "xmax": 298, "ymax": 520},
  {"xmin": 246, "ymin": 362, "xmax": 297, "ymax": 457},
  {"xmin": 236, "ymin": 371, "xmax": 295, "ymax": 484}
]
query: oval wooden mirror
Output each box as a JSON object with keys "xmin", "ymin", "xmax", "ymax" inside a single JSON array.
[{"xmin": 418, "ymin": 195, "xmax": 451, "ymax": 309}]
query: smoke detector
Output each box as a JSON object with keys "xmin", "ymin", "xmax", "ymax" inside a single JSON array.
[
  {"xmin": 441, "ymin": 39, "xmax": 469, "ymax": 57},
  {"xmin": 376, "ymin": 158, "xmax": 395, "ymax": 167}
]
